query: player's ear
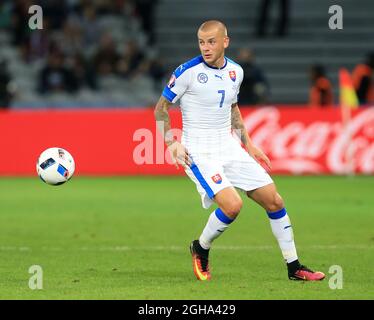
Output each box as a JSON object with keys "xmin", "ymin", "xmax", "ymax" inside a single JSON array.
[{"xmin": 223, "ymin": 36, "xmax": 230, "ymax": 49}]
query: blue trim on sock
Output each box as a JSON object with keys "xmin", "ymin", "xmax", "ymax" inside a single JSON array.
[
  {"xmin": 215, "ymin": 208, "xmax": 234, "ymax": 224},
  {"xmin": 267, "ymin": 208, "xmax": 287, "ymax": 220}
]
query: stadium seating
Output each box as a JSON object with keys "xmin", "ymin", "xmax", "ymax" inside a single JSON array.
[
  {"xmin": 1, "ymin": 0, "xmax": 374, "ymax": 107},
  {"xmin": 154, "ymin": 0, "xmax": 374, "ymax": 103},
  {"xmin": 0, "ymin": 4, "xmax": 157, "ymax": 109}
]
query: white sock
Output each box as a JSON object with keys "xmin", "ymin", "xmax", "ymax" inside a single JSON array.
[
  {"xmin": 199, "ymin": 208, "xmax": 234, "ymax": 250},
  {"xmin": 267, "ymin": 208, "xmax": 298, "ymax": 263}
]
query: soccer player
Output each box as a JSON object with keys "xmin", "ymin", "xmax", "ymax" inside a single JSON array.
[{"xmin": 154, "ymin": 20, "xmax": 325, "ymax": 281}]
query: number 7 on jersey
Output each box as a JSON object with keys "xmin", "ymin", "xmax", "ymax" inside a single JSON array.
[{"xmin": 218, "ymin": 90, "xmax": 225, "ymax": 108}]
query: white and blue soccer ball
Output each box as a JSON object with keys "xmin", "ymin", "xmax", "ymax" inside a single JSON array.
[{"xmin": 36, "ymin": 147, "xmax": 75, "ymax": 185}]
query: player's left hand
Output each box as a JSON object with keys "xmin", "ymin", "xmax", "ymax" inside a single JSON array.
[{"xmin": 248, "ymin": 145, "xmax": 272, "ymax": 170}]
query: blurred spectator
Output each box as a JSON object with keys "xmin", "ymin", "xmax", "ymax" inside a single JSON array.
[
  {"xmin": 38, "ymin": 51, "xmax": 78, "ymax": 94},
  {"xmin": 11, "ymin": 0, "xmax": 33, "ymax": 46},
  {"xmin": 0, "ymin": 58, "xmax": 15, "ymax": 109},
  {"xmin": 256, "ymin": 0, "xmax": 290, "ymax": 38},
  {"xmin": 21, "ymin": 17, "xmax": 51, "ymax": 62},
  {"xmin": 66, "ymin": 53, "xmax": 98, "ymax": 90},
  {"xmin": 58, "ymin": 16, "xmax": 83, "ymax": 57},
  {"xmin": 79, "ymin": 4, "xmax": 103, "ymax": 49},
  {"xmin": 92, "ymin": 33, "xmax": 120, "ymax": 76},
  {"xmin": 11, "ymin": 1, "xmax": 52, "ymax": 62},
  {"xmin": 134, "ymin": 0, "xmax": 159, "ymax": 45},
  {"xmin": 0, "ymin": 1, "xmax": 13, "ymax": 29},
  {"xmin": 147, "ymin": 56, "xmax": 166, "ymax": 90},
  {"xmin": 237, "ymin": 48, "xmax": 269, "ymax": 105},
  {"xmin": 94, "ymin": 0, "xmax": 126, "ymax": 15},
  {"xmin": 39, "ymin": 0, "xmax": 69, "ymax": 30},
  {"xmin": 352, "ymin": 52, "xmax": 374, "ymax": 105},
  {"xmin": 308, "ymin": 64, "xmax": 334, "ymax": 108},
  {"xmin": 117, "ymin": 40, "xmax": 146, "ymax": 78}
]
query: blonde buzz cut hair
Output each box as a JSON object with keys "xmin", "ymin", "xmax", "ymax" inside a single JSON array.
[{"xmin": 198, "ymin": 20, "xmax": 228, "ymax": 37}]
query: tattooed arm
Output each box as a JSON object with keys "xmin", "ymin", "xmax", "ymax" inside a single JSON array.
[
  {"xmin": 231, "ymin": 103, "xmax": 271, "ymax": 169},
  {"xmin": 154, "ymin": 96, "xmax": 175, "ymax": 147},
  {"xmin": 231, "ymin": 102, "xmax": 252, "ymax": 151},
  {"xmin": 154, "ymin": 96, "xmax": 192, "ymax": 167}
]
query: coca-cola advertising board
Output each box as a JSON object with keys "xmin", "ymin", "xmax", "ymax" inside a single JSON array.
[
  {"xmin": 240, "ymin": 107, "xmax": 374, "ymax": 174},
  {"xmin": 0, "ymin": 107, "xmax": 373, "ymax": 175}
]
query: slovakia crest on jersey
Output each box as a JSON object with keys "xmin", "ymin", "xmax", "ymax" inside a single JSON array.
[
  {"xmin": 229, "ymin": 70, "xmax": 236, "ymax": 82},
  {"xmin": 211, "ymin": 174, "xmax": 222, "ymax": 184}
]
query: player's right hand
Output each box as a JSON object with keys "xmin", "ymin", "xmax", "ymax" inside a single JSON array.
[{"xmin": 167, "ymin": 141, "xmax": 192, "ymax": 169}]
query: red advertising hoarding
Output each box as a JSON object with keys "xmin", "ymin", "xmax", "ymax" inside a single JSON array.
[{"xmin": 0, "ymin": 107, "xmax": 373, "ymax": 175}]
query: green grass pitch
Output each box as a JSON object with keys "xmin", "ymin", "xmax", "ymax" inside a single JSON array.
[{"xmin": 0, "ymin": 176, "xmax": 373, "ymax": 300}]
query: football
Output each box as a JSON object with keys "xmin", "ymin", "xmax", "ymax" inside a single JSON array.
[{"xmin": 36, "ymin": 147, "xmax": 75, "ymax": 185}]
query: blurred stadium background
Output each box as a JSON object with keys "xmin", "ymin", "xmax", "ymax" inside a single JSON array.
[
  {"xmin": 0, "ymin": 0, "xmax": 373, "ymax": 300},
  {"xmin": 0, "ymin": 0, "xmax": 373, "ymax": 108},
  {"xmin": 0, "ymin": 0, "xmax": 373, "ymax": 175}
]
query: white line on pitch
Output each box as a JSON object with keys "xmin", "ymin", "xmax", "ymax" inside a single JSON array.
[{"xmin": 0, "ymin": 244, "xmax": 373, "ymax": 252}]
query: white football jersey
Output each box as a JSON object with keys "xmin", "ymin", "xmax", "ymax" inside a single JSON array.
[{"xmin": 162, "ymin": 55, "xmax": 243, "ymax": 151}]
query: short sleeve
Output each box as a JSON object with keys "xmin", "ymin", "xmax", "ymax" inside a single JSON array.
[
  {"xmin": 162, "ymin": 66, "xmax": 190, "ymax": 103},
  {"xmin": 232, "ymin": 67, "xmax": 244, "ymax": 104}
]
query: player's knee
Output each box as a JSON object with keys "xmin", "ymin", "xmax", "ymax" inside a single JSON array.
[
  {"xmin": 266, "ymin": 193, "xmax": 284, "ymax": 212},
  {"xmin": 223, "ymin": 198, "xmax": 243, "ymax": 218}
]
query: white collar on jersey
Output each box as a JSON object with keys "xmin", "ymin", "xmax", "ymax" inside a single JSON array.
[{"xmin": 202, "ymin": 57, "xmax": 228, "ymax": 70}]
